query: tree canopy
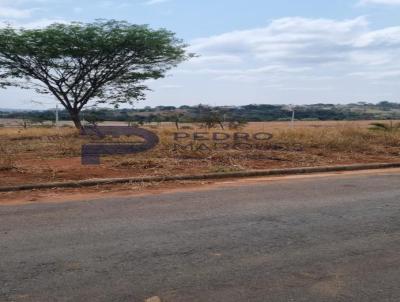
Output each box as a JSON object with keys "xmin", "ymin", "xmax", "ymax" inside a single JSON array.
[{"xmin": 0, "ymin": 20, "xmax": 190, "ymax": 128}]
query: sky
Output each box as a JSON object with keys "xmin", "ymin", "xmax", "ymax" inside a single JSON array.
[{"xmin": 1, "ymin": 0, "xmax": 400, "ymax": 109}]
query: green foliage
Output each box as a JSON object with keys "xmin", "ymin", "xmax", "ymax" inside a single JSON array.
[
  {"xmin": 0, "ymin": 20, "xmax": 190, "ymax": 128},
  {"xmin": 3, "ymin": 102, "xmax": 400, "ymax": 123},
  {"xmin": 83, "ymin": 112, "xmax": 105, "ymax": 126},
  {"xmin": 194, "ymin": 105, "xmax": 225, "ymax": 129}
]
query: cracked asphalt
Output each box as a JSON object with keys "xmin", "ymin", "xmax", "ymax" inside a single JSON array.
[{"xmin": 1, "ymin": 172, "xmax": 400, "ymax": 302}]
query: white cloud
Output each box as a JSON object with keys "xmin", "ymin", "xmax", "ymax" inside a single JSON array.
[
  {"xmin": 188, "ymin": 55, "xmax": 243, "ymax": 65},
  {"xmin": 355, "ymin": 27, "xmax": 400, "ymax": 47},
  {"xmin": 184, "ymin": 16, "xmax": 400, "ymax": 83},
  {"xmin": 190, "ymin": 17, "xmax": 369, "ymax": 63},
  {"xmin": 349, "ymin": 69, "xmax": 400, "ymax": 79}
]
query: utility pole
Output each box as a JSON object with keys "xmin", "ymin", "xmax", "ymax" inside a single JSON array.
[
  {"xmin": 55, "ymin": 104, "xmax": 59, "ymax": 127},
  {"xmin": 291, "ymin": 106, "xmax": 295, "ymax": 127},
  {"xmin": 284, "ymin": 104, "xmax": 296, "ymax": 128}
]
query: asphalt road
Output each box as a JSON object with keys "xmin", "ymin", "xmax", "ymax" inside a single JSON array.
[{"xmin": 1, "ymin": 172, "xmax": 400, "ymax": 302}]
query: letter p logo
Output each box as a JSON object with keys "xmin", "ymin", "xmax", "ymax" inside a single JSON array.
[{"xmin": 81, "ymin": 126, "xmax": 159, "ymax": 165}]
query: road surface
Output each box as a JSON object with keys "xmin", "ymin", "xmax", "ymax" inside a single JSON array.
[{"xmin": 1, "ymin": 172, "xmax": 400, "ymax": 302}]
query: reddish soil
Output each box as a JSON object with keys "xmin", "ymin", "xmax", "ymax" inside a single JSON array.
[{"xmin": 1, "ymin": 152, "xmax": 399, "ymax": 187}]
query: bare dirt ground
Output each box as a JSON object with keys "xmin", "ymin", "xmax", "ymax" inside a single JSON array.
[{"xmin": 1, "ymin": 120, "xmax": 400, "ymax": 188}]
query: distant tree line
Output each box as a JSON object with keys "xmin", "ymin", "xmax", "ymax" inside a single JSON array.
[{"xmin": 1, "ymin": 101, "xmax": 400, "ymax": 124}]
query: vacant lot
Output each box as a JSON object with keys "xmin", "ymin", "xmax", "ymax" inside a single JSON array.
[{"xmin": 1, "ymin": 120, "xmax": 400, "ymax": 186}]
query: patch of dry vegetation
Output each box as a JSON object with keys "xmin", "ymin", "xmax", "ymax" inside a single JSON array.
[
  {"xmin": 276, "ymin": 126, "xmax": 400, "ymax": 153},
  {"xmin": 0, "ymin": 121, "xmax": 399, "ymax": 186},
  {"xmin": 0, "ymin": 146, "xmax": 16, "ymax": 171},
  {"xmin": 107, "ymin": 123, "xmax": 400, "ymax": 173},
  {"xmin": 0, "ymin": 127, "xmax": 80, "ymax": 159}
]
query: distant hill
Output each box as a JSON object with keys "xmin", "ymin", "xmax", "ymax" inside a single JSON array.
[
  {"xmin": 0, "ymin": 108, "xmax": 30, "ymax": 112},
  {"xmin": 1, "ymin": 102, "xmax": 400, "ymax": 122}
]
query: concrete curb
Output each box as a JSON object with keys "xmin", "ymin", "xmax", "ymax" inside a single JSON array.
[{"xmin": 1, "ymin": 162, "xmax": 400, "ymax": 192}]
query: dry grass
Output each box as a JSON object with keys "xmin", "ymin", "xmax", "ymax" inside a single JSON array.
[
  {"xmin": 0, "ymin": 121, "xmax": 400, "ymax": 186},
  {"xmin": 275, "ymin": 126, "xmax": 398, "ymax": 152},
  {"xmin": 108, "ymin": 123, "xmax": 400, "ymax": 173},
  {"xmin": 0, "ymin": 126, "xmax": 76, "ymax": 139},
  {"xmin": 0, "ymin": 127, "xmax": 81, "ymax": 159},
  {"xmin": 1, "ymin": 122, "xmax": 400, "ymax": 159}
]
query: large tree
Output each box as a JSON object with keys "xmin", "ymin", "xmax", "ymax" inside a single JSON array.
[{"xmin": 0, "ymin": 20, "xmax": 189, "ymax": 128}]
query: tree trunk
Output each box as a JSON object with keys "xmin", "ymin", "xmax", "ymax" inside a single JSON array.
[{"xmin": 69, "ymin": 110, "xmax": 83, "ymax": 129}]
